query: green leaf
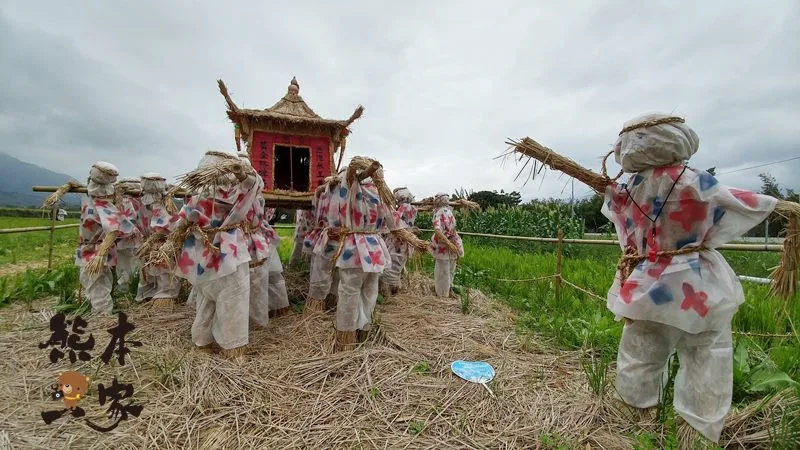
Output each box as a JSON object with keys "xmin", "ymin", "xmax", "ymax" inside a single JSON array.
[
  {"xmin": 747, "ymin": 367, "xmax": 797, "ymax": 394},
  {"xmin": 733, "ymin": 341, "xmax": 750, "ymax": 378}
]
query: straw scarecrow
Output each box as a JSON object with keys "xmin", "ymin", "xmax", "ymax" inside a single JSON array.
[
  {"xmin": 74, "ymin": 162, "xmax": 138, "ymax": 315},
  {"xmin": 135, "ymin": 173, "xmax": 181, "ymax": 307},
  {"xmin": 506, "ymin": 113, "xmax": 800, "ymax": 443},
  {"xmin": 379, "ymin": 187, "xmax": 418, "ymax": 296},
  {"xmin": 303, "ymin": 171, "xmax": 343, "ymax": 314},
  {"xmin": 314, "ymin": 157, "xmax": 429, "ymax": 351},
  {"xmin": 113, "ymin": 176, "xmax": 143, "ymax": 294},
  {"xmin": 264, "ymin": 207, "xmax": 293, "ymax": 317},
  {"xmin": 289, "ymin": 209, "xmax": 314, "ymax": 268},
  {"xmin": 430, "ymin": 193, "xmax": 464, "ymax": 297},
  {"xmin": 155, "ymin": 150, "xmax": 261, "ymax": 357}
]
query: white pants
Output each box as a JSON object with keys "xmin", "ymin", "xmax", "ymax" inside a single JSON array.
[
  {"xmin": 434, "ymin": 257, "xmax": 457, "ymax": 297},
  {"xmin": 309, "ymin": 255, "xmax": 340, "ymax": 300},
  {"xmin": 136, "ymin": 269, "xmax": 179, "ymax": 301},
  {"xmin": 186, "ymin": 286, "xmax": 197, "ymax": 308},
  {"xmin": 336, "ymin": 269, "xmax": 379, "ymax": 332},
  {"xmin": 249, "ymin": 262, "xmax": 270, "ymax": 328},
  {"xmin": 191, "ymin": 263, "xmax": 250, "ymax": 350},
  {"xmin": 616, "ymin": 319, "xmax": 733, "ymax": 443},
  {"xmin": 115, "ymin": 248, "xmax": 138, "ymax": 293},
  {"xmin": 135, "ymin": 272, "xmax": 157, "ymax": 302},
  {"xmin": 267, "ymin": 251, "xmax": 290, "ymax": 311},
  {"xmin": 80, "ymin": 267, "xmax": 113, "ymax": 315},
  {"xmin": 380, "ymin": 252, "xmax": 407, "ymax": 289},
  {"xmin": 288, "ymin": 238, "xmax": 305, "ymax": 267}
]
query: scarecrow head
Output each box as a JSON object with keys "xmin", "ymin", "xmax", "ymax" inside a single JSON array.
[{"xmin": 613, "ymin": 113, "xmax": 699, "ymax": 173}]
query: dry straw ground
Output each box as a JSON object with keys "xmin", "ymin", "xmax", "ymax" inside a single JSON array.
[{"xmin": 0, "ymin": 272, "xmax": 789, "ymax": 449}]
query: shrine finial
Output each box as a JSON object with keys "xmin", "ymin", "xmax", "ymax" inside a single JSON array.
[{"xmin": 288, "ymin": 77, "xmax": 299, "ymax": 94}]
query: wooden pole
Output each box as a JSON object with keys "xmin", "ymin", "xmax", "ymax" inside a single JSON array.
[
  {"xmin": 555, "ymin": 229, "xmax": 563, "ymax": 301},
  {"xmin": 47, "ymin": 207, "xmax": 57, "ymax": 270}
]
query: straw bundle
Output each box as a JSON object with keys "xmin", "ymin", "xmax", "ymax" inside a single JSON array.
[
  {"xmin": 434, "ymin": 229, "xmax": 460, "ymax": 255},
  {"xmin": 42, "ymin": 180, "xmax": 83, "ymax": 209},
  {"xmin": 346, "ymin": 156, "xmax": 395, "ymax": 208},
  {"xmin": 136, "ymin": 232, "xmax": 168, "ymax": 263},
  {"xmin": 84, "ymin": 231, "xmax": 119, "ymax": 276},
  {"xmin": 391, "ymin": 227, "xmax": 430, "ymax": 254},
  {"xmin": 333, "ymin": 330, "xmax": 357, "ymax": 353},
  {"xmin": 175, "ymin": 152, "xmax": 254, "ymax": 193},
  {"xmin": 505, "ymin": 138, "xmax": 614, "ymax": 193},
  {"xmin": 770, "ymin": 200, "xmax": 800, "ymax": 299}
]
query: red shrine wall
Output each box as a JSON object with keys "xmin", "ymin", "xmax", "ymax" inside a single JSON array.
[{"xmin": 250, "ymin": 131, "xmax": 331, "ymax": 191}]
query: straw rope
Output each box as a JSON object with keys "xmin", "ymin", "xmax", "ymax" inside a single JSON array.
[
  {"xmin": 42, "ymin": 180, "xmax": 83, "ymax": 209},
  {"xmin": 619, "ymin": 116, "xmax": 685, "ymax": 135},
  {"xmin": 617, "ymin": 246, "xmax": 705, "ymax": 287}
]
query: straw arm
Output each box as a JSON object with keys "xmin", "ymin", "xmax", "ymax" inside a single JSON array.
[
  {"xmin": 769, "ymin": 199, "xmax": 800, "ymax": 299},
  {"xmin": 85, "ymin": 231, "xmax": 119, "ymax": 276},
  {"xmin": 434, "ymin": 229, "xmax": 459, "ymax": 255},
  {"xmin": 506, "ymin": 137, "xmax": 612, "ymax": 193}
]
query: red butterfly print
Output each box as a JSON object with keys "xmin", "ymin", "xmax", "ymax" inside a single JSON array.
[
  {"xmin": 729, "ymin": 188, "xmax": 759, "ymax": 208},
  {"xmin": 620, "ymin": 280, "xmax": 638, "ymax": 304},
  {"xmin": 178, "ymin": 251, "xmax": 194, "ymax": 274},
  {"xmin": 668, "ymin": 190, "xmax": 707, "ymax": 232},
  {"xmin": 653, "ymin": 165, "xmax": 684, "ymax": 182},
  {"xmin": 680, "ymin": 283, "xmax": 709, "ymax": 317}
]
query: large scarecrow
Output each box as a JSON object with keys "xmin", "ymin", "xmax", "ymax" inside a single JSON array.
[
  {"xmin": 313, "ymin": 157, "xmax": 428, "ymax": 351},
  {"xmin": 75, "ymin": 162, "xmax": 138, "ymax": 315},
  {"xmin": 379, "ymin": 187, "xmax": 418, "ymax": 296},
  {"xmin": 148, "ymin": 151, "xmax": 261, "ymax": 357},
  {"xmin": 506, "ymin": 113, "xmax": 800, "ymax": 443},
  {"xmin": 135, "ymin": 173, "xmax": 181, "ymax": 306}
]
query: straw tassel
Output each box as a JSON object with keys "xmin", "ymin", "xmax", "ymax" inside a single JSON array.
[
  {"xmin": 770, "ymin": 200, "xmax": 800, "ymax": 299},
  {"xmin": 85, "ymin": 231, "xmax": 119, "ymax": 276}
]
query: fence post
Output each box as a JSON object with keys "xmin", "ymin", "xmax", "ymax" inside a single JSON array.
[
  {"xmin": 555, "ymin": 228, "xmax": 563, "ymax": 300},
  {"xmin": 47, "ymin": 207, "xmax": 57, "ymax": 270}
]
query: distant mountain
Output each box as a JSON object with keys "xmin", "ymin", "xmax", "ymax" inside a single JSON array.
[{"xmin": 0, "ymin": 153, "xmax": 82, "ymax": 208}]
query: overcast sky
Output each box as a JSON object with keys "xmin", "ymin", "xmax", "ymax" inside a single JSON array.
[{"xmin": 1, "ymin": 1, "xmax": 798, "ymax": 201}]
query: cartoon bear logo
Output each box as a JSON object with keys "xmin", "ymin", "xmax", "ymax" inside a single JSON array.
[{"xmin": 56, "ymin": 371, "xmax": 90, "ymax": 409}]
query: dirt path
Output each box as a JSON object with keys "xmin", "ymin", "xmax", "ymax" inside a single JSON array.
[{"xmin": 0, "ymin": 273, "xmax": 781, "ymax": 449}]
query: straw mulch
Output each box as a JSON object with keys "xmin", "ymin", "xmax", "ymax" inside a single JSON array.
[{"xmin": 0, "ymin": 272, "xmax": 792, "ymax": 449}]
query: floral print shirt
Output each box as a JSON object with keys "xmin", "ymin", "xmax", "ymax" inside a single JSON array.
[
  {"xmin": 312, "ymin": 177, "xmax": 403, "ymax": 272},
  {"xmin": 602, "ymin": 165, "xmax": 777, "ymax": 333},
  {"xmin": 174, "ymin": 175, "xmax": 261, "ymax": 284},
  {"xmin": 75, "ymin": 196, "xmax": 138, "ymax": 268},
  {"xmin": 430, "ymin": 206, "xmax": 464, "ymax": 260}
]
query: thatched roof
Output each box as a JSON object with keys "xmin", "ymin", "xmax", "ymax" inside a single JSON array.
[{"xmin": 218, "ymin": 78, "xmax": 364, "ymax": 138}]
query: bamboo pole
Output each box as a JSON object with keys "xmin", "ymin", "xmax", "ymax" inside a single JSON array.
[
  {"xmin": 0, "ymin": 223, "xmax": 79, "ymax": 234},
  {"xmin": 47, "ymin": 207, "xmax": 57, "ymax": 270},
  {"xmin": 555, "ymin": 229, "xmax": 563, "ymax": 301},
  {"xmin": 32, "ymin": 185, "xmax": 313, "ymax": 209}
]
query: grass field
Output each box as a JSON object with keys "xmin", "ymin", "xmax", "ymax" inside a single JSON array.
[{"xmin": 0, "ymin": 216, "xmax": 80, "ymax": 270}]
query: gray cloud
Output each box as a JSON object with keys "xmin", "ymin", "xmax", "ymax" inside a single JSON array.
[{"xmin": 1, "ymin": 1, "xmax": 797, "ymax": 199}]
